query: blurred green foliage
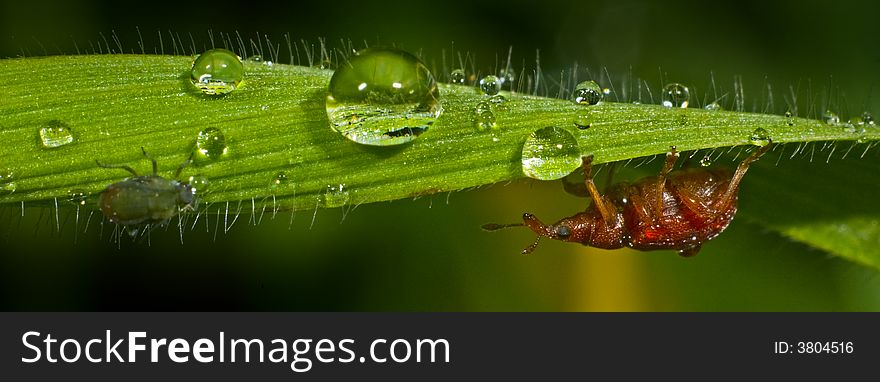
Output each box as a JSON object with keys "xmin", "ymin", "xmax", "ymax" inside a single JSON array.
[{"xmin": 1, "ymin": 0, "xmax": 878, "ymax": 311}]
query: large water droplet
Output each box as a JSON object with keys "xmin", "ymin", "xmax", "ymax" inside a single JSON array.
[
  {"xmin": 823, "ymin": 110, "xmax": 840, "ymax": 125},
  {"xmin": 572, "ymin": 80, "xmax": 603, "ymax": 105},
  {"xmin": 190, "ymin": 49, "xmax": 244, "ymax": 95},
  {"xmin": 749, "ymin": 128, "xmax": 771, "ymax": 147},
  {"xmin": 450, "ymin": 69, "xmax": 466, "ymax": 85},
  {"xmin": 39, "ymin": 120, "xmax": 74, "ymax": 148},
  {"xmin": 479, "ymin": 75, "xmax": 500, "ymax": 96},
  {"xmin": 195, "ymin": 127, "xmax": 228, "ymax": 160},
  {"xmin": 0, "ymin": 170, "xmax": 15, "ymax": 194},
  {"xmin": 661, "ymin": 83, "xmax": 690, "ymax": 108},
  {"xmin": 325, "ymin": 47, "xmax": 442, "ymax": 146},
  {"xmin": 322, "ymin": 184, "xmax": 350, "ymax": 208},
  {"xmin": 521, "ymin": 126, "xmax": 582, "ymax": 180}
]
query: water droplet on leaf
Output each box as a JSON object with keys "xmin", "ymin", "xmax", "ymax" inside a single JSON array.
[
  {"xmin": 573, "ymin": 114, "xmax": 592, "ymax": 129},
  {"xmin": 67, "ymin": 189, "xmax": 89, "ymax": 206},
  {"xmin": 479, "ymin": 75, "xmax": 500, "ymax": 96},
  {"xmin": 521, "ymin": 126, "xmax": 582, "ymax": 180},
  {"xmin": 273, "ymin": 172, "xmax": 288, "ymax": 186},
  {"xmin": 661, "ymin": 83, "xmax": 690, "ymax": 108},
  {"xmin": 195, "ymin": 127, "xmax": 228, "ymax": 160},
  {"xmin": 475, "ymin": 110, "xmax": 497, "ymax": 130},
  {"xmin": 0, "ymin": 170, "xmax": 16, "ymax": 194},
  {"xmin": 187, "ymin": 175, "xmax": 209, "ymax": 195},
  {"xmin": 190, "ymin": 49, "xmax": 244, "ymax": 95},
  {"xmin": 322, "ymin": 184, "xmax": 350, "ymax": 208},
  {"xmin": 39, "ymin": 120, "xmax": 74, "ymax": 148},
  {"xmin": 450, "ymin": 69, "xmax": 466, "ymax": 85},
  {"xmin": 704, "ymin": 102, "xmax": 722, "ymax": 111},
  {"xmin": 325, "ymin": 47, "xmax": 442, "ymax": 146},
  {"xmin": 749, "ymin": 128, "xmax": 771, "ymax": 147},
  {"xmin": 572, "ymin": 80, "xmax": 602, "ymax": 105},
  {"xmin": 823, "ymin": 110, "xmax": 840, "ymax": 125}
]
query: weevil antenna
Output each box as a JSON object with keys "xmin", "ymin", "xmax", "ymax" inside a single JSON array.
[
  {"xmin": 141, "ymin": 147, "xmax": 158, "ymax": 176},
  {"xmin": 175, "ymin": 152, "xmax": 195, "ymax": 179},
  {"xmin": 95, "ymin": 159, "xmax": 139, "ymax": 177},
  {"xmin": 481, "ymin": 222, "xmax": 524, "ymax": 231}
]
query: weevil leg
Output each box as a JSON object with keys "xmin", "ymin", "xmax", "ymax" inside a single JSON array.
[
  {"xmin": 655, "ymin": 146, "xmax": 679, "ymax": 216},
  {"xmin": 95, "ymin": 160, "xmax": 139, "ymax": 177},
  {"xmin": 581, "ymin": 156, "xmax": 616, "ymax": 225},
  {"xmin": 678, "ymin": 244, "xmax": 702, "ymax": 258},
  {"xmin": 175, "ymin": 153, "xmax": 195, "ymax": 179},
  {"xmin": 141, "ymin": 147, "xmax": 158, "ymax": 176},
  {"xmin": 715, "ymin": 141, "xmax": 773, "ymax": 213}
]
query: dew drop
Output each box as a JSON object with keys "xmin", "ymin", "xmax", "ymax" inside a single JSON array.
[
  {"xmin": 498, "ymin": 69, "xmax": 516, "ymax": 85},
  {"xmin": 862, "ymin": 112, "xmax": 875, "ymax": 126},
  {"xmin": 572, "ymin": 80, "xmax": 603, "ymax": 105},
  {"xmin": 450, "ymin": 69, "xmax": 466, "ymax": 85},
  {"xmin": 661, "ymin": 83, "xmax": 690, "ymax": 108},
  {"xmin": 0, "ymin": 170, "xmax": 15, "ymax": 195},
  {"xmin": 479, "ymin": 75, "xmax": 501, "ymax": 96},
  {"xmin": 273, "ymin": 172, "xmax": 288, "ymax": 187},
  {"xmin": 325, "ymin": 47, "xmax": 441, "ymax": 146},
  {"xmin": 187, "ymin": 175, "xmax": 209, "ymax": 195},
  {"xmin": 823, "ymin": 110, "xmax": 840, "ymax": 125},
  {"xmin": 322, "ymin": 184, "xmax": 350, "ymax": 208},
  {"xmin": 67, "ymin": 189, "xmax": 89, "ymax": 206},
  {"xmin": 749, "ymin": 128, "xmax": 771, "ymax": 147},
  {"xmin": 573, "ymin": 114, "xmax": 592, "ymax": 129},
  {"xmin": 699, "ymin": 156, "xmax": 713, "ymax": 167},
  {"xmin": 784, "ymin": 111, "xmax": 795, "ymax": 126},
  {"xmin": 521, "ymin": 126, "xmax": 582, "ymax": 180},
  {"xmin": 195, "ymin": 127, "xmax": 228, "ymax": 160},
  {"xmin": 475, "ymin": 110, "xmax": 497, "ymax": 130},
  {"xmin": 190, "ymin": 49, "xmax": 244, "ymax": 95},
  {"xmin": 39, "ymin": 120, "xmax": 75, "ymax": 148},
  {"xmin": 704, "ymin": 102, "xmax": 723, "ymax": 111}
]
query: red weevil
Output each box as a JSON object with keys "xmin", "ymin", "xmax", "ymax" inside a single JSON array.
[{"xmin": 484, "ymin": 142, "xmax": 772, "ymax": 257}]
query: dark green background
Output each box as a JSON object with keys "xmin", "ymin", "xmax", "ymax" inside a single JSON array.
[{"xmin": 1, "ymin": 0, "xmax": 878, "ymax": 310}]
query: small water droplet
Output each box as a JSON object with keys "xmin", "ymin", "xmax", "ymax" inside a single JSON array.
[
  {"xmin": 704, "ymin": 102, "xmax": 722, "ymax": 111},
  {"xmin": 195, "ymin": 127, "xmax": 228, "ymax": 160},
  {"xmin": 39, "ymin": 120, "xmax": 75, "ymax": 148},
  {"xmin": 749, "ymin": 128, "xmax": 771, "ymax": 147},
  {"xmin": 784, "ymin": 111, "xmax": 792, "ymax": 118},
  {"xmin": 521, "ymin": 126, "xmax": 582, "ymax": 180},
  {"xmin": 823, "ymin": 110, "xmax": 840, "ymax": 125},
  {"xmin": 475, "ymin": 110, "xmax": 497, "ymax": 130},
  {"xmin": 273, "ymin": 172, "xmax": 288, "ymax": 186},
  {"xmin": 187, "ymin": 175, "xmax": 209, "ymax": 195},
  {"xmin": 450, "ymin": 69, "xmax": 466, "ymax": 85},
  {"xmin": 489, "ymin": 94, "xmax": 507, "ymax": 105},
  {"xmin": 572, "ymin": 80, "xmax": 603, "ymax": 105},
  {"xmin": 0, "ymin": 170, "xmax": 16, "ymax": 195},
  {"xmin": 190, "ymin": 49, "xmax": 244, "ymax": 95},
  {"xmin": 498, "ymin": 69, "xmax": 516, "ymax": 86},
  {"xmin": 573, "ymin": 114, "xmax": 592, "ymax": 129},
  {"xmin": 699, "ymin": 156, "xmax": 713, "ymax": 167},
  {"xmin": 260, "ymin": 105, "xmax": 269, "ymax": 111},
  {"xmin": 325, "ymin": 47, "xmax": 441, "ymax": 146},
  {"xmin": 322, "ymin": 184, "xmax": 350, "ymax": 208},
  {"xmin": 67, "ymin": 189, "xmax": 89, "ymax": 206},
  {"xmin": 862, "ymin": 112, "xmax": 875, "ymax": 126},
  {"xmin": 784, "ymin": 111, "xmax": 795, "ymax": 126},
  {"xmin": 479, "ymin": 75, "xmax": 501, "ymax": 96},
  {"xmin": 246, "ymin": 55, "xmax": 263, "ymax": 62},
  {"xmin": 661, "ymin": 83, "xmax": 690, "ymax": 108}
]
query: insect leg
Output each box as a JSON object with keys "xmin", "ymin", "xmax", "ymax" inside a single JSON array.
[
  {"xmin": 141, "ymin": 147, "xmax": 158, "ymax": 176},
  {"xmin": 175, "ymin": 153, "xmax": 195, "ymax": 179},
  {"xmin": 580, "ymin": 156, "xmax": 616, "ymax": 224},
  {"xmin": 95, "ymin": 160, "xmax": 139, "ymax": 177},
  {"xmin": 716, "ymin": 141, "xmax": 773, "ymax": 212},
  {"xmin": 655, "ymin": 146, "xmax": 679, "ymax": 216}
]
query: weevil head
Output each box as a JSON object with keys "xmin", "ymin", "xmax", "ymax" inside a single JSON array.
[
  {"xmin": 517, "ymin": 213, "xmax": 583, "ymax": 254},
  {"xmin": 175, "ymin": 181, "xmax": 197, "ymax": 211}
]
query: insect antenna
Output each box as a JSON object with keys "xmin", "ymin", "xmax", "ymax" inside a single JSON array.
[
  {"xmin": 95, "ymin": 160, "xmax": 139, "ymax": 177},
  {"xmin": 481, "ymin": 222, "xmax": 524, "ymax": 231}
]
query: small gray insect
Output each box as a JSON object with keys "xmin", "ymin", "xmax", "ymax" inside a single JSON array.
[{"xmin": 96, "ymin": 148, "xmax": 196, "ymax": 225}]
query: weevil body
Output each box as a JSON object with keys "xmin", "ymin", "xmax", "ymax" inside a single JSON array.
[
  {"xmin": 484, "ymin": 142, "xmax": 772, "ymax": 257},
  {"xmin": 97, "ymin": 148, "xmax": 195, "ymax": 225}
]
